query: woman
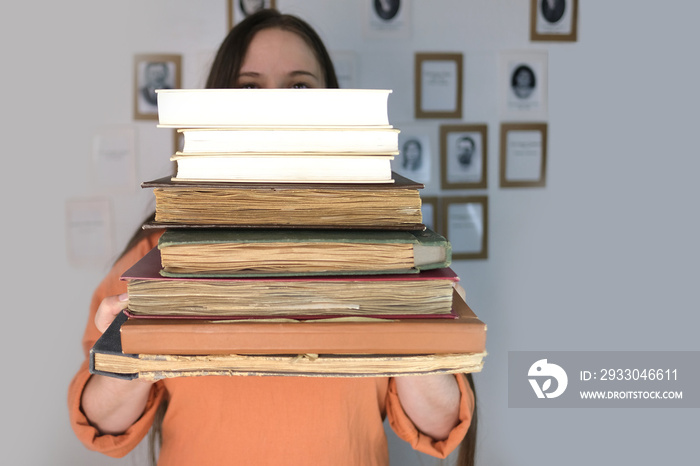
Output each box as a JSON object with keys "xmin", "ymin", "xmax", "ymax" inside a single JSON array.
[{"xmin": 68, "ymin": 10, "xmax": 476, "ymax": 466}]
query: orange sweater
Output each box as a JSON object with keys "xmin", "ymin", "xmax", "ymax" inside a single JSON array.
[{"xmin": 68, "ymin": 232, "xmax": 474, "ymax": 465}]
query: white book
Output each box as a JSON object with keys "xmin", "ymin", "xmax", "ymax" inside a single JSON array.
[
  {"xmin": 157, "ymin": 89, "xmax": 392, "ymax": 127},
  {"xmin": 171, "ymin": 154, "xmax": 395, "ymax": 183},
  {"xmin": 178, "ymin": 127, "xmax": 400, "ymax": 154}
]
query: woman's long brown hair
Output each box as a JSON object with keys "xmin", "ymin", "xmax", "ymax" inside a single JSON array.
[
  {"xmin": 117, "ymin": 8, "xmax": 477, "ymax": 465},
  {"xmin": 458, "ymin": 373, "xmax": 478, "ymax": 466}
]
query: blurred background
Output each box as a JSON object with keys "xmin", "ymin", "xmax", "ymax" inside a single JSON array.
[{"xmin": 2, "ymin": 1, "xmax": 698, "ymax": 464}]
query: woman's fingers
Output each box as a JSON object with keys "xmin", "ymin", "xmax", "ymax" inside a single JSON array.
[{"xmin": 94, "ymin": 293, "xmax": 129, "ymax": 333}]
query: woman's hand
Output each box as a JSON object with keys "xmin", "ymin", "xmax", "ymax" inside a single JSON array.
[
  {"xmin": 82, "ymin": 292, "xmax": 154, "ymax": 435},
  {"xmin": 395, "ymin": 374, "xmax": 461, "ymax": 440},
  {"xmin": 95, "ymin": 293, "xmax": 129, "ymax": 333}
]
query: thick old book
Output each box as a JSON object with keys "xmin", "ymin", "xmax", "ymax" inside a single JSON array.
[
  {"xmin": 120, "ymin": 290, "xmax": 485, "ymax": 355},
  {"xmin": 122, "ymin": 247, "xmax": 458, "ymax": 318},
  {"xmin": 156, "ymin": 88, "xmax": 392, "ymax": 127},
  {"xmin": 142, "ymin": 173, "xmax": 424, "ymax": 230},
  {"xmin": 89, "ymin": 292, "xmax": 486, "ymax": 380},
  {"xmin": 157, "ymin": 227, "xmax": 451, "ymax": 277},
  {"xmin": 171, "ymin": 153, "xmax": 395, "ymax": 183},
  {"xmin": 177, "ymin": 127, "xmax": 400, "ymax": 154}
]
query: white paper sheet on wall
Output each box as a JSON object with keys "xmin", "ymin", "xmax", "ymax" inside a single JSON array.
[{"xmin": 66, "ymin": 197, "xmax": 114, "ymax": 267}]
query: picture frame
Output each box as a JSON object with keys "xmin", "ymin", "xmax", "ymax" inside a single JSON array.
[
  {"xmin": 330, "ymin": 50, "xmax": 359, "ymax": 89},
  {"xmin": 228, "ymin": 0, "xmax": 276, "ymax": 29},
  {"xmin": 441, "ymin": 196, "xmax": 488, "ymax": 260},
  {"xmin": 65, "ymin": 197, "xmax": 114, "ymax": 267},
  {"xmin": 391, "ymin": 123, "xmax": 433, "ymax": 185},
  {"xmin": 91, "ymin": 126, "xmax": 137, "ymax": 193},
  {"xmin": 530, "ymin": 0, "xmax": 578, "ymax": 42},
  {"xmin": 440, "ymin": 124, "xmax": 488, "ymax": 190},
  {"xmin": 499, "ymin": 122, "xmax": 548, "ymax": 188},
  {"xmin": 420, "ymin": 196, "xmax": 439, "ymax": 233},
  {"xmin": 499, "ymin": 50, "xmax": 548, "ymax": 120},
  {"xmin": 414, "ymin": 53, "xmax": 463, "ymax": 119},
  {"xmin": 364, "ymin": 0, "xmax": 411, "ymax": 39},
  {"xmin": 133, "ymin": 54, "xmax": 181, "ymax": 121}
]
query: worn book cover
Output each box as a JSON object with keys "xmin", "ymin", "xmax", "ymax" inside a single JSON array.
[
  {"xmin": 89, "ymin": 291, "xmax": 486, "ymax": 380},
  {"xmin": 141, "ymin": 172, "xmax": 425, "ymax": 230},
  {"xmin": 122, "ymin": 247, "xmax": 458, "ymax": 317},
  {"xmin": 157, "ymin": 227, "xmax": 451, "ymax": 277},
  {"xmin": 120, "ymin": 290, "xmax": 485, "ymax": 355}
]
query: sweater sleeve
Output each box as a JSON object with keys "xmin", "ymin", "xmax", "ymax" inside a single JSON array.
[
  {"xmin": 67, "ymin": 232, "xmax": 166, "ymax": 458},
  {"xmin": 385, "ymin": 373, "xmax": 474, "ymax": 459}
]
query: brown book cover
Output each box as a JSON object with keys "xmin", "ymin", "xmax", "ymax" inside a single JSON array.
[
  {"xmin": 120, "ymin": 290, "xmax": 485, "ymax": 355},
  {"xmin": 141, "ymin": 172, "xmax": 425, "ymax": 230}
]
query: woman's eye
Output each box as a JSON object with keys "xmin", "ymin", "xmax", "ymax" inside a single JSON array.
[
  {"xmin": 239, "ymin": 83, "xmax": 258, "ymax": 89},
  {"xmin": 292, "ymin": 82, "xmax": 309, "ymax": 89}
]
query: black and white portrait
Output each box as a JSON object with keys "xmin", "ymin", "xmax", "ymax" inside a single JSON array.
[
  {"xmin": 373, "ymin": 0, "xmax": 401, "ymax": 21},
  {"xmin": 540, "ymin": 0, "xmax": 566, "ymax": 24},
  {"xmin": 240, "ymin": 0, "xmax": 265, "ymax": 17},
  {"xmin": 229, "ymin": 0, "xmax": 276, "ymax": 27},
  {"xmin": 440, "ymin": 124, "xmax": 487, "ymax": 189},
  {"xmin": 447, "ymin": 133, "xmax": 482, "ymax": 183},
  {"xmin": 134, "ymin": 54, "xmax": 181, "ymax": 120},
  {"xmin": 392, "ymin": 129, "xmax": 431, "ymax": 184},
  {"xmin": 140, "ymin": 61, "xmax": 172, "ymax": 107},
  {"xmin": 500, "ymin": 51, "xmax": 548, "ymax": 119},
  {"xmin": 510, "ymin": 65, "xmax": 537, "ymax": 100},
  {"xmin": 402, "ymin": 138, "xmax": 423, "ymax": 171},
  {"xmin": 365, "ymin": 0, "xmax": 410, "ymax": 38},
  {"xmin": 531, "ymin": 0, "xmax": 577, "ymax": 41},
  {"xmin": 456, "ymin": 136, "xmax": 477, "ymax": 169}
]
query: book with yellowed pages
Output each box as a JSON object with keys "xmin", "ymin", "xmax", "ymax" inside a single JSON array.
[
  {"xmin": 122, "ymin": 247, "xmax": 459, "ymax": 318},
  {"xmin": 157, "ymin": 227, "xmax": 451, "ymax": 277},
  {"xmin": 142, "ymin": 173, "xmax": 424, "ymax": 230},
  {"xmin": 156, "ymin": 88, "xmax": 393, "ymax": 128},
  {"xmin": 89, "ymin": 291, "xmax": 486, "ymax": 380}
]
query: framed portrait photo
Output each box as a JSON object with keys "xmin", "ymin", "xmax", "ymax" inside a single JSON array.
[
  {"xmin": 499, "ymin": 50, "xmax": 548, "ymax": 120},
  {"xmin": 391, "ymin": 123, "xmax": 432, "ymax": 185},
  {"xmin": 133, "ymin": 54, "xmax": 181, "ymax": 121},
  {"xmin": 441, "ymin": 196, "xmax": 488, "ymax": 260},
  {"xmin": 228, "ymin": 0, "xmax": 276, "ymax": 29},
  {"xmin": 440, "ymin": 124, "xmax": 487, "ymax": 190},
  {"xmin": 415, "ymin": 53, "xmax": 463, "ymax": 119},
  {"xmin": 499, "ymin": 122, "xmax": 548, "ymax": 188},
  {"xmin": 530, "ymin": 0, "xmax": 578, "ymax": 42},
  {"xmin": 364, "ymin": 0, "xmax": 411, "ymax": 39},
  {"xmin": 420, "ymin": 196, "xmax": 439, "ymax": 233}
]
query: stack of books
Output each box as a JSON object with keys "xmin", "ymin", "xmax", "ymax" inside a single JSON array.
[{"xmin": 90, "ymin": 88, "xmax": 487, "ymax": 380}]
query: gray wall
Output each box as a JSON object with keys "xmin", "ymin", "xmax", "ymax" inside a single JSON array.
[{"xmin": 4, "ymin": 1, "xmax": 698, "ymax": 464}]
